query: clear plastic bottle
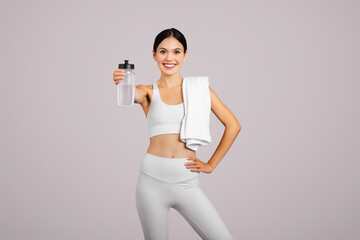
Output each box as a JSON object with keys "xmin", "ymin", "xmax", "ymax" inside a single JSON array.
[{"xmin": 117, "ymin": 60, "xmax": 135, "ymax": 106}]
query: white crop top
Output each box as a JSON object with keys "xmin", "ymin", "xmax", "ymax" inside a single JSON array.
[{"xmin": 147, "ymin": 83, "xmax": 184, "ymax": 139}]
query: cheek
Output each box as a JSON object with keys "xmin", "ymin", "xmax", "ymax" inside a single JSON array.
[
  {"xmin": 155, "ymin": 55, "xmax": 164, "ymax": 63},
  {"xmin": 176, "ymin": 56, "xmax": 185, "ymax": 62}
]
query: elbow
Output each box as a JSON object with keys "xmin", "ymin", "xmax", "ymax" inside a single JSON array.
[
  {"xmin": 233, "ymin": 119, "xmax": 241, "ymax": 132},
  {"xmin": 226, "ymin": 122, "xmax": 241, "ymax": 132}
]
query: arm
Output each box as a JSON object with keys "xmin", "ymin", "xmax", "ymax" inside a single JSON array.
[
  {"xmin": 134, "ymin": 84, "xmax": 148, "ymax": 104},
  {"xmin": 113, "ymin": 69, "xmax": 147, "ymax": 105},
  {"xmin": 207, "ymin": 86, "xmax": 241, "ymax": 170}
]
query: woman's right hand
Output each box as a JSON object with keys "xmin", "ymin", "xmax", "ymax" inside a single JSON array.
[{"xmin": 113, "ymin": 69, "xmax": 136, "ymax": 85}]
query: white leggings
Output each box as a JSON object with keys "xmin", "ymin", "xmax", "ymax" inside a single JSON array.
[{"xmin": 135, "ymin": 152, "xmax": 234, "ymax": 240}]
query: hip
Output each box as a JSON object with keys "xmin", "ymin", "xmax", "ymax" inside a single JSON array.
[{"xmin": 139, "ymin": 152, "xmax": 200, "ymax": 183}]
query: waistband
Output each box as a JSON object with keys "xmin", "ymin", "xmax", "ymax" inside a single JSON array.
[{"xmin": 139, "ymin": 152, "xmax": 200, "ymax": 183}]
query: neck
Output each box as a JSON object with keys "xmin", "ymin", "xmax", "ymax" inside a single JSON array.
[{"xmin": 158, "ymin": 72, "xmax": 183, "ymax": 88}]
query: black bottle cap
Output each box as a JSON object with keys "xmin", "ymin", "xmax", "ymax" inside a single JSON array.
[{"xmin": 118, "ymin": 60, "xmax": 135, "ymax": 69}]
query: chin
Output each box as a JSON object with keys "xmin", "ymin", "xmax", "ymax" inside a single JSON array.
[{"xmin": 162, "ymin": 71, "xmax": 178, "ymax": 76}]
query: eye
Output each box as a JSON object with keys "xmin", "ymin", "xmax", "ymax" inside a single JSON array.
[
  {"xmin": 160, "ymin": 50, "xmax": 165, "ymax": 54},
  {"xmin": 175, "ymin": 51, "xmax": 180, "ymax": 54}
]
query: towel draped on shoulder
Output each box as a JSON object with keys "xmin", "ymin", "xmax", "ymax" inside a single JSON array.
[{"xmin": 180, "ymin": 76, "xmax": 212, "ymax": 151}]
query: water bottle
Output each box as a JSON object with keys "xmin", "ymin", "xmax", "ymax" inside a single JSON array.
[{"xmin": 117, "ymin": 60, "xmax": 135, "ymax": 106}]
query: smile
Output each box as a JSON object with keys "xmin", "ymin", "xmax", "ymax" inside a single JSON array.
[{"xmin": 163, "ymin": 63, "xmax": 176, "ymax": 69}]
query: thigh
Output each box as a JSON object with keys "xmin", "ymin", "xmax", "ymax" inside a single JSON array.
[
  {"xmin": 135, "ymin": 172, "xmax": 171, "ymax": 240},
  {"xmin": 172, "ymin": 178, "xmax": 234, "ymax": 240}
]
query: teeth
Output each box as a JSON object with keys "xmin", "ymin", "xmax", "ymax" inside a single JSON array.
[{"xmin": 164, "ymin": 64, "xmax": 175, "ymax": 67}]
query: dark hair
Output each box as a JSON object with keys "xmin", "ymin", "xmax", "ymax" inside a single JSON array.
[{"xmin": 153, "ymin": 28, "xmax": 187, "ymax": 54}]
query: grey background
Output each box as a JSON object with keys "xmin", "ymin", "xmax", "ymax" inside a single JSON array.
[{"xmin": 1, "ymin": 0, "xmax": 359, "ymax": 239}]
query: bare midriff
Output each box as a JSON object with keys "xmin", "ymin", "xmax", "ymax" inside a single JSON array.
[{"xmin": 147, "ymin": 134, "xmax": 196, "ymax": 158}]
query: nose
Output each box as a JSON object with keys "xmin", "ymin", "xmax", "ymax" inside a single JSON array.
[{"xmin": 165, "ymin": 52, "xmax": 174, "ymax": 61}]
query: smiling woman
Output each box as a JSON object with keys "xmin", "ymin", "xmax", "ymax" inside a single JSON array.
[
  {"xmin": 152, "ymin": 32, "xmax": 187, "ymax": 76},
  {"xmin": 113, "ymin": 28, "xmax": 240, "ymax": 240}
]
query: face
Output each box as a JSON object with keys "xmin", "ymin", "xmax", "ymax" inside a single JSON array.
[{"xmin": 153, "ymin": 36, "xmax": 187, "ymax": 76}]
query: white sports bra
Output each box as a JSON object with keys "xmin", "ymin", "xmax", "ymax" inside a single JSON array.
[{"xmin": 147, "ymin": 83, "xmax": 184, "ymax": 139}]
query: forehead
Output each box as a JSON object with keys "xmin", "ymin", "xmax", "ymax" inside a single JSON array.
[{"xmin": 158, "ymin": 37, "xmax": 183, "ymax": 49}]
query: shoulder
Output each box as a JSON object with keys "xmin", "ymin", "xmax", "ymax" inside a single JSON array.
[
  {"xmin": 134, "ymin": 84, "xmax": 149, "ymax": 104},
  {"xmin": 136, "ymin": 84, "xmax": 153, "ymax": 93},
  {"xmin": 135, "ymin": 83, "xmax": 155, "ymax": 105}
]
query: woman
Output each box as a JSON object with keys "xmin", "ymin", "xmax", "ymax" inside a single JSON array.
[{"xmin": 113, "ymin": 28, "xmax": 241, "ymax": 240}]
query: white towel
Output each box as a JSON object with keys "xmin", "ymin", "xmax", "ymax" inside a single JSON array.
[{"xmin": 180, "ymin": 76, "xmax": 212, "ymax": 151}]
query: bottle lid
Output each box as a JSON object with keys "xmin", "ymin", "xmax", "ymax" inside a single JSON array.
[{"xmin": 118, "ymin": 60, "xmax": 135, "ymax": 69}]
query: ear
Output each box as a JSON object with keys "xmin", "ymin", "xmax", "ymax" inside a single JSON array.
[
  {"xmin": 153, "ymin": 50, "xmax": 156, "ymax": 60},
  {"xmin": 183, "ymin": 51, "xmax": 188, "ymax": 61}
]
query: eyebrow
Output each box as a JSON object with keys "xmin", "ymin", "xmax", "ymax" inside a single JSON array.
[{"xmin": 158, "ymin": 47, "xmax": 182, "ymax": 51}]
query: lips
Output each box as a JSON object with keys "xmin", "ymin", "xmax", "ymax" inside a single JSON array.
[{"xmin": 163, "ymin": 63, "xmax": 176, "ymax": 69}]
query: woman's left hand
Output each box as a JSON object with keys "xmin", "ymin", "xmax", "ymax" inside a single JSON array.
[{"xmin": 185, "ymin": 156, "xmax": 214, "ymax": 174}]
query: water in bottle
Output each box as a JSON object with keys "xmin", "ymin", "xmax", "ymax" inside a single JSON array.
[{"xmin": 117, "ymin": 60, "xmax": 135, "ymax": 106}]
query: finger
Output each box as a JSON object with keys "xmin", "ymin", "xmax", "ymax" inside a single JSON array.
[
  {"xmin": 186, "ymin": 159, "xmax": 197, "ymax": 163},
  {"xmin": 113, "ymin": 72, "xmax": 126, "ymax": 76},
  {"xmin": 186, "ymin": 164, "xmax": 199, "ymax": 169},
  {"xmin": 185, "ymin": 161, "xmax": 196, "ymax": 167},
  {"xmin": 113, "ymin": 71, "xmax": 126, "ymax": 75},
  {"xmin": 185, "ymin": 162, "xmax": 197, "ymax": 167}
]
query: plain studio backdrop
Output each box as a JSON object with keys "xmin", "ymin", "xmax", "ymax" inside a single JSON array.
[{"xmin": 0, "ymin": 0, "xmax": 359, "ymax": 239}]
